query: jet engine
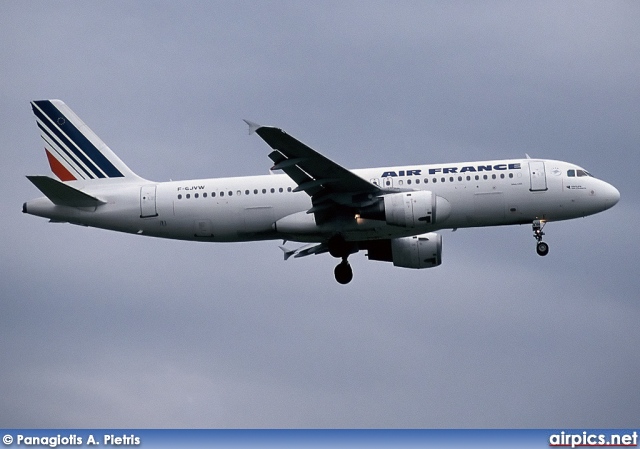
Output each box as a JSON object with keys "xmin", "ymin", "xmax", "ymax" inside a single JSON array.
[
  {"xmin": 364, "ymin": 232, "xmax": 442, "ymax": 269},
  {"xmin": 360, "ymin": 191, "xmax": 451, "ymax": 227}
]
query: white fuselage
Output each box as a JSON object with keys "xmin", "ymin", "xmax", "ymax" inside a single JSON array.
[{"xmin": 24, "ymin": 158, "xmax": 620, "ymax": 244}]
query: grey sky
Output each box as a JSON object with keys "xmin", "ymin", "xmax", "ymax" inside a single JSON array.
[{"xmin": 1, "ymin": 1, "xmax": 639, "ymax": 427}]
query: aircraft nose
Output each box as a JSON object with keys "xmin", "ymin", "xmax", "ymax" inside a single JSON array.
[{"xmin": 602, "ymin": 182, "xmax": 620, "ymax": 210}]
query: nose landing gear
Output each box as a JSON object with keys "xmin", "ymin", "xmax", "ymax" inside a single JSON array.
[{"xmin": 533, "ymin": 219, "xmax": 549, "ymax": 256}]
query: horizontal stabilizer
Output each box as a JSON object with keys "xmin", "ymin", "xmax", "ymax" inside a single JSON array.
[{"xmin": 26, "ymin": 176, "xmax": 105, "ymax": 207}]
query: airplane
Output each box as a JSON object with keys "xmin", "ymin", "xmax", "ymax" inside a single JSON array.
[{"xmin": 23, "ymin": 100, "xmax": 620, "ymax": 284}]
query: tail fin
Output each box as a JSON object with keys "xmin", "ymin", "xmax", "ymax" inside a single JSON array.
[{"xmin": 30, "ymin": 100, "xmax": 142, "ymax": 182}]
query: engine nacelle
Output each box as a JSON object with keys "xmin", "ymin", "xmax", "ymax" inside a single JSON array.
[
  {"xmin": 381, "ymin": 191, "xmax": 450, "ymax": 227},
  {"xmin": 391, "ymin": 233, "xmax": 442, "ymax": 268},
  {"xmin": 365, "ymin": 233, "xmax": 442, "ymax": 269}
]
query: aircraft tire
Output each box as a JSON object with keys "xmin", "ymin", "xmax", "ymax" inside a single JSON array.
[
  {"xmin": 334, "ymin": 261, "xmax": 353, "ymax": 284},
  {"xmin": 536, "ymin": 241, "xmax": 549, "ymax": 256}
]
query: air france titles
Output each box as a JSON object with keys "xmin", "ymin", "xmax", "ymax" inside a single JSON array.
[{"xmin": 381, "ymin": 163, "xmax": 521, "ymax": 178}]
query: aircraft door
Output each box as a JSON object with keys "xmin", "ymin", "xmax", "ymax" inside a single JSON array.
[
  {"xmin": 140, "ymin": 185, "xmax": 158, "ymax": 218},
  {"xmin": 528, "ymin": 162, "xmax": 548, "ymax": 192}
]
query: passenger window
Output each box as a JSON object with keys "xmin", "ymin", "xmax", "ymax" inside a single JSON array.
[
  {"xmin": 415, "ymin": 179, "xmax": 420, "ymax": 184},
  {"xmin": 287, "ymin": 187, "xmax": 292, "ymax": 192},
  {"xmin": 177, "ymin": 194, "xmax": 182, "ymax": 200},
  {"xmin": 407, "ymin": 179, "xmax": 411, "ymax": 185},
  {"xmin": 194, "ymin": 193, "xmax": 199, "ymax": 198},
  {"xmin": 262, "ymin": 189, "xmax": 267, "ymax": 194},
  {"xmin": 245, "ymin": 190, "xmax": 250, "ymax": 195},
  {"xmin": 254, "ymin": 189, "xmax": 258, "ymax": 194},
  {"xmin": 186, "ymin": 194, "xmax": 190, "ymax": 199},
  {"xmin": 212, "ymin": 192, "xmax": 216, "ymax": 197},
  {"xmin": 279, "ymin": 187, "xmax": 283, "ymax": 193},
  {"xmin": 220, "ymin": 192, "xmax": 224, "ymax": 197},
  {"xmin": 270, "ymin": 188, "xmax": 275, "ymax": 193},
  {"xmin": 229, "ymin": 191, "xmax": 233, "ymax": 196},
  {"xmin": 475, "ymin": 175, "xmax": 479, "ymax": 181},
  {"xmin": 441, "ymin": 177, "xmax": 445, "ymax": 183},
  {"xmin": 508, "ymin": 173, "xmax": 513, "ymax": 178},
  {"xmin": 567, "ymin": 169, "xmax": 575, "ymax": 177},
  {"xmin": 203, "ymin": 193, "xmax": 207, "ymax": 198}
]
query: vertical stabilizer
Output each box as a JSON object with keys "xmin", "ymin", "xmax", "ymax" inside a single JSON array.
[{"xmin": 30, "ymin": 100, "xmax": 143, "ymax": 182}]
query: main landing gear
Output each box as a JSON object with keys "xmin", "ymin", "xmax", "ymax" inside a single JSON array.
[
  {"xmin": 334, "ymin": 258, "xmax": 353, "ymax": 285},
  {"xmin": 328, "ymin": 235, "xmax": 355, "ymax": 284},
  {"xmin": 533, "ymin": 219, "xmax": 549, "ymax": 256}
]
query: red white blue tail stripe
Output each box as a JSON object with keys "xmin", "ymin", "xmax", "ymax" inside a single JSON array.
[{"xmin": 31, "ymin": 100, "xmax": 138, "ymax": 181}]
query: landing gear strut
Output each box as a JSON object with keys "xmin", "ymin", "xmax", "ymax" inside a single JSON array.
[{"xmin": 533, "ymin": 219, "xmax": 549, "ymax": 256}]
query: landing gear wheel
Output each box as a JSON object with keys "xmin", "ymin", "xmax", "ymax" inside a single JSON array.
[
  {"xmin": 532, "ymin": 219, "xmax": 549, "ymax": 256},
  {"xmin": 536, "ymin": 241, "xmax": 549, "ymax": 256},
  {"xmin": 334, "ymin": 260, "xmax": 353, "ymax": 284}
]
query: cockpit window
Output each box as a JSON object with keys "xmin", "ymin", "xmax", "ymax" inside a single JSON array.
[{"xmin": 568, "ymin": 169, "xmax": 593, "ymax": 178}]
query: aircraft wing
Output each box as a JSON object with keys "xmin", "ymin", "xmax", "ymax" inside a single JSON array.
[
  {"xmin": 246, "ymin": 122, "xmax": 381, "ymax": 220},
  {"xmin": 246, "ymin": 122, "xmax": 380, "ymax": 196}
]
